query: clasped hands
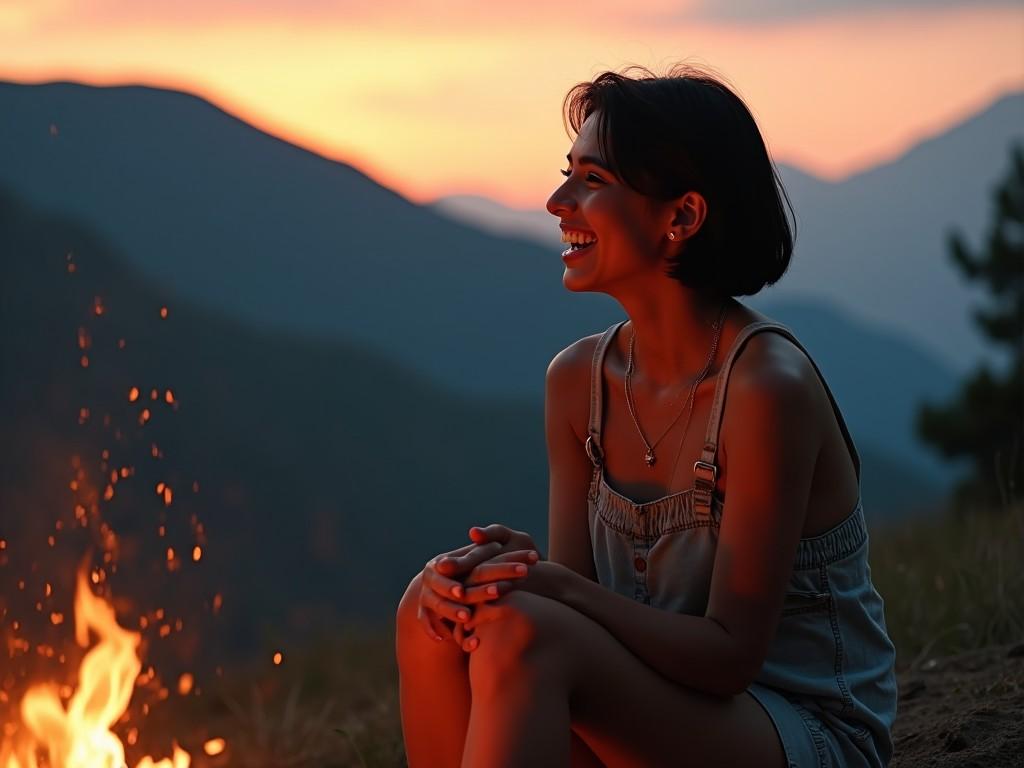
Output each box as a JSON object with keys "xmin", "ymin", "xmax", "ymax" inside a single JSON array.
[{"xmin": 416, "ymin": 523, "xmax": 557, "ymax": 653}]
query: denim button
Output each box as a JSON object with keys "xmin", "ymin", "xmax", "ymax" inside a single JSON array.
[{"xmin": 634, "ymin": 556, "xmax": 647, "ymax": 572}]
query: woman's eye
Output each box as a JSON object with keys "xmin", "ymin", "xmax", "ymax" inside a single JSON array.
[{"xmin": 560, "ymin": 168, "xmax": 603, "ymax": 183}]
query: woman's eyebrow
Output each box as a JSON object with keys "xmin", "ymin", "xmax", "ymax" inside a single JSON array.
[{"xmin": 565, "ymin": 152, "xmax": 613, "ymax": 174}]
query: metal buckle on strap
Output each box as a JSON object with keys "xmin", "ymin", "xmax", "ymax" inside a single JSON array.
[
  {"xmin": 585, "ymin": 435, "xmax": 603, "ymax": 467},
  {"xmin": 693, "ymin": 460, "xmax": 717, "ymax": 489},
  {"xmin": 692, "ymin": 460, "xmax": 717, "ymax": 516}
]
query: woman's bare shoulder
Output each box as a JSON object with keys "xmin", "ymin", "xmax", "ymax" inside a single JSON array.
[{"xmin": 546, "ymin": 332, "xmax": 603, "ymax": 445}]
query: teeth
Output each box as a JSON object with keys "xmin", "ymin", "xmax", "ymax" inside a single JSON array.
[{"xmin": 560, "ymin": 231, "xmax": 597, "ymax": 245}]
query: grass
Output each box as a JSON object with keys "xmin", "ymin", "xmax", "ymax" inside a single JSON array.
[
  {"xmin": 141, "ymin": 627, "xmax": 406, "ymax": 768},
  {"xmin": 152, "ymin": 502, "xmax": 1023, "ymax": 766},
  {"xmin": 869, "ymin": 500, "xmax": 1024, "ymax": 671}
]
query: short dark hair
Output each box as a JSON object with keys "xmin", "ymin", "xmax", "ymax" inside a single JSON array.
[{"xmin": 562, "ymin": 63, "xmax": 796, "ymax": 297}]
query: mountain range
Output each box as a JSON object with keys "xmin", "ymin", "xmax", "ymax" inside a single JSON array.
[
  {"xmin": 4, "ymin": 76, "xmax": 1012, "ymax": 643},
  {"xmin": 0, "ymin": 190, "xmax": 953, "ymax": 653},
  {"xmin": 1, "ymin": 80, "xmax": 1012, "ymax": 493}
]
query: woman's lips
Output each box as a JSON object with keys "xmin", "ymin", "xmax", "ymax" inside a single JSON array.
[{"xmin": 561, "ymin": 241, "xmax": 596, "ymax": 262}]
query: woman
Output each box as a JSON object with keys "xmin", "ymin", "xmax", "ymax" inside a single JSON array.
[{"xmin": 395, "ymin": 64, "xmax": 897, "ymax": 767}]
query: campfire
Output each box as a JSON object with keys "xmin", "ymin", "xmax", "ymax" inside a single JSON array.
[
  {"xmin": 1, "ymin": 268, "xmax": 225, "ymax": 767},
  {"xmin": 1, "ymin": 567, "xmax": 205, "ymax": 767}
]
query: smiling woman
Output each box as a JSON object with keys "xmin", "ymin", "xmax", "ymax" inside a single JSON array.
[{"xmin": 395, "ymin": 63, "xmax": 897, "ymax": 768}]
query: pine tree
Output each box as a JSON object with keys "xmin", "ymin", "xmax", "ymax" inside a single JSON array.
[{"xmin": 916, "ymin": 142, "xmax": 1023, "ymax": 514}]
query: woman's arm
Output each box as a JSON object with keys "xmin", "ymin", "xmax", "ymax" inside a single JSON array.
[
  {"xmin": 455, "ymin": 340, "xmax": 595, "ymax": 572},
  {"xmin": 544, "ymin": 340, "xmax": 599, "ymax": 580},
  {"xmin": 528, "ymin": 348, "xmax": 822, "ymax": 697}
]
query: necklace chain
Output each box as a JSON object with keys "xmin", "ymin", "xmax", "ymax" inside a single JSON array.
[{"xmin": 624, "ymin": 301, "xmax": 727, "ymax": 468}]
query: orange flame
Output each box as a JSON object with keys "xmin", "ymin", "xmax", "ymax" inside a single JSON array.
[{"xmin": 0, "ymin": 569, "xmax": 203, "ymax": 768}]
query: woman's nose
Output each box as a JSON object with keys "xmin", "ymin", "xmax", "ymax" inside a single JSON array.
[{"xmin": 546, "ymin": 183, "xmax": 576, "ymax": 218}]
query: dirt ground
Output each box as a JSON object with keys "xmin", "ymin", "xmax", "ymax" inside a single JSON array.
[{"xmin": 891, "ymin": 642, "xmax": 1024, "ymax": 767}]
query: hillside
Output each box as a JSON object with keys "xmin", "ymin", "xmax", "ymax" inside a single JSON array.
[{"xmin": 0, "ymin": 79, "xmax": 965, "ymax": 495}]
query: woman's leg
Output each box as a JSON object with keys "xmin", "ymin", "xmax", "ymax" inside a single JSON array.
[
  {"xmin": 395, "ymin": 572, "xmax": 474, "ymax": 768},
  {"xmin": 464, "ymin": 591, "xmax": 786, "ymax": 768}
]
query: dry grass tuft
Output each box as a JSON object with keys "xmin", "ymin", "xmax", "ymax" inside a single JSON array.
[{"xmin": 869, "ymin": 500, "xmax": 1024, "ymax": 671}]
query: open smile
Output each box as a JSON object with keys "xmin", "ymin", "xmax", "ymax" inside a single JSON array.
[{"xmin": 561, "ymin": 240, "xmax": 596, "ymax": 260}]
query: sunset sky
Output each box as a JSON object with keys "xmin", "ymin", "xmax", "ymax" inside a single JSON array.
[{"xmin": 1, "ymin": 0, "xmax": 1021, "ymax": 208}]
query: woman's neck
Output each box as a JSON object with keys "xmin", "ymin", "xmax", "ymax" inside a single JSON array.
[{"xmin": 616, "ymin": 290, "xmax": 735, "ymax": 391}]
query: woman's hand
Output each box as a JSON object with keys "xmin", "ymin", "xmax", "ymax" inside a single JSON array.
[
  {"xmin": 415, "ymin": 542, "xmax": 538, "ymax": 645},
  {"xmin": 462, "ymin": 524, "xmax": 540, "ymax": 559},
  {"xmin": 462, "ymin": 560, "xmax": 569, "ymax": 634}
]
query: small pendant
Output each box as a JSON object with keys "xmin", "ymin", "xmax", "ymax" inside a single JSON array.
[{"xmin": 644, "ymin": 450, "xmax": 656, "ymax": 466}]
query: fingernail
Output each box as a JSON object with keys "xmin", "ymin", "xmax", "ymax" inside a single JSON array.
[
  {"xmin": 457, "ymin": 610, "xmax": 469, "ymax": 621},
  {"xmin": 514, "ymin": 565, "xmax": 527, "ymax": 575},
  {"xmin": 486, "ymin": 585, "xmax": 498, "ymax": 597},
  {"xmin": 451, "ymin": 585, "xmax": 463, "ymax": 599},
  {"xmin": 433, "ymin": 634, "xmax": 443, "ymax": 641},
  {"xmin": 469, "ymin": 637, "xmax": 479, "ymax": 650},
  {"xmin": 527, "ymin": 551, "xmax": 539, "ymax": 561}
]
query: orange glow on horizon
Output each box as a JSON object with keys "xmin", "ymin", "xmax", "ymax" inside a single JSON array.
[{"xmin": 0, "ymin": 4, "xmax": 1020, "ymax": 208}]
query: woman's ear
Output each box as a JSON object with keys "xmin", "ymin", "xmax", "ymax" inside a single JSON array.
[{"xmin": 671, "ymin": 191, "xmax": 707, "ymax": 240}]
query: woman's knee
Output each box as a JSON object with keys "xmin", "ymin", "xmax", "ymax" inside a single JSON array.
[{"xmin": 469, "ymin": 591, "xmax": 566, "ymax": 688}]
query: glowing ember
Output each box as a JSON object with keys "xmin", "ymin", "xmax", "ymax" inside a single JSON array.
[
  {"xmin": 0, "ymin": 569, "xmax": 202, "ymax": 768},
  {"xmin": 176, "ymin": 675, "xmax": 193, "ymax": 697}
]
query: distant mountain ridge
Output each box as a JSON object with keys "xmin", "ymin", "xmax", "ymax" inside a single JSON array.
[{"xmin": 0, "ymin": 79, "xmax": 973, "ymax": 496}]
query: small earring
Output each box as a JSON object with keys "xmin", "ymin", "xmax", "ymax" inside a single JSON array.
[{"xmin": 667, "ymin": 232, "xmax": 676, "ymax": 241}]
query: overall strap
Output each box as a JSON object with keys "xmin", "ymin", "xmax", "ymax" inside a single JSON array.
[
  {"xmin": 692, "ymin": 321, "xmax": 862, "ymax": 515},
  {"xmin": 585, "ymin": 320, "xmax": 628, "ymax": 469}
]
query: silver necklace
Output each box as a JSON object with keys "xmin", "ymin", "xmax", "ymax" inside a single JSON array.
[{"xmin": 624, "ymin": 301, "xmax": 727, "ymax": 467}]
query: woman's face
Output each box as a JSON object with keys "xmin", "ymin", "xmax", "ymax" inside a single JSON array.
[{"xmin": 545, "ymin": 111, "xmax": 669, "ymax": 292}]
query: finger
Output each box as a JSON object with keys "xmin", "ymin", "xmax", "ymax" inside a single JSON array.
[
  {"xmin": 438, "ymin": 541, "xmax": 504, "ymax": 574},
  {"xmin": 463, "ymin": 600, "xmax": 500, "ymax": 633},
  {"xmin": 428, "ymin": 611, "xmax": 455, "ymax": 643},
  {"xmin": 461, "ymin": 579, "xmax": 520, "ymax": 604},
  {"xmin": 432, "ymin": 544, "xmax": 477, "ymax": 576},
  {"xmin": 418, "ymin": 605, "xmax": 449, "ymax": 642},
  {"xmin": 467, "ymin": 549, "xmax": 539, "ymax": 568},
  {"xmin": 469, "ymin": 524, "xmax": 512, "ymax": 545},
  {"xmin": 462, "ymin": 633, "xmax": 480, "ymax": 653},
  {"xmin": 462, "ymin": 561, "xmax": 530, "ymax": 587},
  {"xmin": 423, "ymin": 564, "xmax": 469, "ymax": 602},
  {"xmin": 442, "ymin": 544, "xmax": 505, "ymax": 573},
  {"xmin": 421, "ymin": 585, "xmax": 474, "ymax": 624},
  {"xmin": 454, "ymin": 620, "xmax": 475, "ymax": 649}
]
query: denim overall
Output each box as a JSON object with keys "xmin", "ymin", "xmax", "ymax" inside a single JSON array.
[{"xmin": 585, "ymin": 320, "xmax": 898, "ymax": 767}]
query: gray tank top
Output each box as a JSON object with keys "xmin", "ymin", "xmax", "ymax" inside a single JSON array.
[{"xmin": 584, "ymin": 319, "xmax": 898, "ymax": 767}]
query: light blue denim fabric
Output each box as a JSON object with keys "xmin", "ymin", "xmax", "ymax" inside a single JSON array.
[{"xmin": 585, "ymin": 320, "xmax": 898, "ymax": 768}]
